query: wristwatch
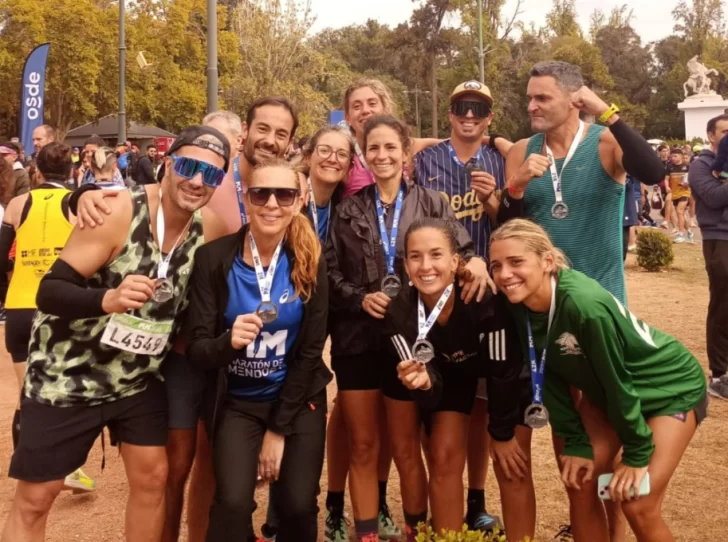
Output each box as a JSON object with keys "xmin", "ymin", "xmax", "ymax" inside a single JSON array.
[{"xmin": 598, "ymin": 104, "xmax": 620, "ymax": 124}]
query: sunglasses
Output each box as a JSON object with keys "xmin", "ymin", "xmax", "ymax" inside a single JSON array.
[
  {"xmin": 248, "ymin": 187, "xmax": 300, "ymax": 207},
  {"xmin": 451, "ymin": 100, "xmax": 491, "ymax": 119},
  {"xmin": 169, "ymin": 155, "xmax": 225, "ymax": 188}
]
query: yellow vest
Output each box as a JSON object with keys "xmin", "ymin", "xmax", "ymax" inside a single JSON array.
[{"xmin": 6, "ymin": 189, "xmax": 73, "ymax": 309}]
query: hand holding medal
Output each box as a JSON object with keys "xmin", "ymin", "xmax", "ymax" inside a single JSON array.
[
  {"xmin": 230, "ymin": 313, "xmax": 263, "ymax": 350},
  {"xmin": 102, "ymin": 275, "xmax": 157, "ymax": 313},
  {"xmin": 397, "ymin": 360, "xmax": 432, "ymax": 391},
  {"xmin": 413, "ymin": 284, "xmax": 453, "ymax": 364},
  {"xmin": 249, "ymin": 231, "xmax": 283, "ymax": 324}
]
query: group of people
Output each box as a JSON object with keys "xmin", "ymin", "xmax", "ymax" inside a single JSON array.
[{"xmin": 0, "ymin": 60, "xmax": 715, "ymax": 542}]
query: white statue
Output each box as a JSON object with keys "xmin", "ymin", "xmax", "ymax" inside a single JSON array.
[{"xmin": 684, "ymin": 56, "xmax": 719, "ymax": 97}]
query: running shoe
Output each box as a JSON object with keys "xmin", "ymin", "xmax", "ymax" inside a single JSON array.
[
  {"xmin": 63, "ymin": 468, "xmax": 96, "ymax": 493},
  {"xmin": 467, "ymin": 511, "xmax": 502, "ymax": 532},
  {"xmin": 709, "ymin": 375, "xmax": 728, "ymax": 401},
  {"xmin": 673, "ymin": 234, "xmax": 686, "ymax": 244},
  {"xmin": 627, "ymin": 244, "xmax": 637, "ymax": 254},
  {"xmin": 687, "ymin": 230, "xmax": 695, "ymax": 243},
  {"xmin": 554, "ymin": 524, "xmax": 573, "ymax": 540},
  {"xmin": 378, "ymin": 503, "xmax": 401, "ymax": 540},
  {"xmin": 324, "ymin": 509, "xmax": 350, "ymax": 542}
]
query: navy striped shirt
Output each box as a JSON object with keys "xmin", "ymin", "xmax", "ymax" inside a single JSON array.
[{"xmin": 415, "ymin": 142, "xmax": 505, "ymax": 257}]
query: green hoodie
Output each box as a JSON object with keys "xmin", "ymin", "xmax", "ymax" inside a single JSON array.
[{"xmin": 509, "ymin": 268, "xmax": 706, "ymax": 467}]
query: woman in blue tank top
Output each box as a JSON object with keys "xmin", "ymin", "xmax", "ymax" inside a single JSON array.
[{"xmin": 186, "ymin": 160, "xmax": 332, "ymax": 542}]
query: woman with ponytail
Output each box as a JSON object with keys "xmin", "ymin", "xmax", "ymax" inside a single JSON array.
[{"xmin": 186, "ymin": 159, "xmax": 332, "ymax": 542}]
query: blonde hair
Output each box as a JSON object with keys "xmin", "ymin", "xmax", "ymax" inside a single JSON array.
[
  {"xmin": 490, "ymin": 219, "xmax": 570, "ymax": 272},
  {"xmin": 250, "ymin": 159, "xmax": 321, "ymax": 301},
  {"xmin": 90, "ymin": 147, "xmax": 117, "ymax": 176},
  {"xmin": 342, "ymin": 78, "xmax": 396, "ymax": 116}
]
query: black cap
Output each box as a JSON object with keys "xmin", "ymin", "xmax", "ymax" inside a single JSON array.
[{"xmin": 167, "ymin": 125, "xmax": 231, "ymax": 171}]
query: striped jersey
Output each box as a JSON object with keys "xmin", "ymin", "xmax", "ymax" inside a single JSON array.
[
  {"xmin": 416, "ymin": 142, "xmax": 505, "ymax": 258},
  {"xmin": 524, "ymin": 125, "xmax": 626, "ymax": 303}
]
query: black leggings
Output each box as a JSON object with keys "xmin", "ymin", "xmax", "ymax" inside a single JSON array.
[{"xmin": 206, "ymin": 391, "xmax": 327, "ymax": 542}]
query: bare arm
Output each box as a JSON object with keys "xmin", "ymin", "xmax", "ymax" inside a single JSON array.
[{"xmin": 202, "ymin": 207, "xmax": 234, "ymax": 243}]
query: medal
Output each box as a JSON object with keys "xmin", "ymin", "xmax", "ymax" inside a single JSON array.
[
  {"xmin": 381, "ymin": 275, "xmax": 402, "ymax": 298},
  {"xmin": 524, "ymin": 403, "xmax": 550, "ymax": 429},
  {"xmin": 153, "ymin": 278, "xmax": 174, "ymax": 303},
  {"xmin": 256, "ymin": 301, "xmax": 279, "ymax": 324},
  {"xmin": 154, "ymin": 190, "xmax": 192, "ymax": 305},
  {"xmin": 551, "ymin": 201, "xmax": 569, "ymax": 219},
  {"xmin": 413, "ymin": 285, "xmax": 453, "ymax": 364},
  {"xmin": 249, "ymin": 232, "xmax": 283, "ymax": 325},
  {"xmin": 524, "ymin": 276, "xmax": 557, "ymax": 430},
  {"xmin": 374, "ymin": 184, "xmax": 404, "ymax": 298},
  {"xmin": 412, "ymin": 339, "xmax": 435, "ymax": 364},
  {"xmin": 544, "ymin": 120, "xmax": 584, "ymax": 221}
]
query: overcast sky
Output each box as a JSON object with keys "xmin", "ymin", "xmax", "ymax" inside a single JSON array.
[{"xmin": 309, "ymin": 0, "xmax": 680, "ymax": 44}]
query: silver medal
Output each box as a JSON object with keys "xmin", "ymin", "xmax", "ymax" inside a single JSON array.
[
  {"xmin": 153, "ymin": 278, "xmax": 174, "ymax": 303},
  {"xmin": 524, "ymin": 403, "xmax": 550, "ymax": 429},
  {"xmin": 256, "ymin": 301, "xmax": 279, "ymax": 324},
  {"xmin": 412, "ymin": 339, "xmax": 435, "ymax": 364},
  {"xmin": 381, "ymin": 275, "xmax": 402, "ymax": 298},
  {"xmin": 551, "ymin": 202, "xmax": 569, "ymax": 220}
]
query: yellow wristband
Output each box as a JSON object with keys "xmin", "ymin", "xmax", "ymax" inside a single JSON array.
[{"xmin": 598, "ymin": 104, "xmax": 620, "ymax": 124}]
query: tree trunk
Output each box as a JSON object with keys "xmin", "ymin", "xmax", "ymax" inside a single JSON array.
[{"xmin": 431, "ymin": 52, "xmax": 438, "ymax": 137}]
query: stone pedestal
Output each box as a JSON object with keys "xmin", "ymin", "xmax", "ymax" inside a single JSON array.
[{"xmin": 678, "ymin": 94, "xmax": 728, "ymax": 141}]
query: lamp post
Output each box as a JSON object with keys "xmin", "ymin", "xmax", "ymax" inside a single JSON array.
[
  {"xmin": 207, "ymin": 0, "xmax": 218, "ymax": 113},
  {"xmin": 477, "ymin": 0, "xmax": 484, "ymax": 84},
  {"xmin": 118, "ymin": 0, "xmax": 126, "ymax": 143},
  {"xmin": 406, "ymin": 87, "xmax": 431, "ymax": 138}
]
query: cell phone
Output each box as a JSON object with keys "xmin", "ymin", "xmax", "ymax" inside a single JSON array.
[{"xmin": 597, "ymin": 472, "xmax": 650, "ymax": 500}]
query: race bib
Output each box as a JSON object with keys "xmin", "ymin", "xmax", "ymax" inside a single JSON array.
[{"xmin": 100, "ymin": 313, "xmax": 173, "ymax": 356}]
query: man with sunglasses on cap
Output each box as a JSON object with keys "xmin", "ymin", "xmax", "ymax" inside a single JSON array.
[
  {"xmin": 2, "ymin": 125, "xmax": 231, "ymax": 542},
  {"xmin": 414, "ymin": 80, "xmax": 510, "ymax": 534}
]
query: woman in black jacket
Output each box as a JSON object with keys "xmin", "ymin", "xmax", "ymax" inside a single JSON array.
[
  {"xmin": 392, "ymin": 218, "xmax": 536, "ymax": 541},
  {"xmin": 186, "ymin": 159, "xmax": 331, "ymax": 542},
  {"xmin": 325, "ymin": 114, "xmax": 492, "ymax": 541}
]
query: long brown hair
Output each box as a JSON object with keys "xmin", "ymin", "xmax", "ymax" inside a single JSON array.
[
  {"xmin": 250, "ymin": 159, "xmax": 321, "ymax": 301},
  {"xmin": 0, "ymin": 159, "xmax": 14, "ymax": 206}
]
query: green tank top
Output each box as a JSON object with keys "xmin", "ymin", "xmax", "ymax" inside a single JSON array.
[
  {"xmin": 25, "ymin": 186, "xmax": 205, "ymax": 407},
  {"xmin": 524, "ymin": 125, "xmax": 626, "ymax": 303}
]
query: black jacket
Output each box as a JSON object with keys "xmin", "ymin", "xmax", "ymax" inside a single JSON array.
[
  {"xmin": 134, "ymin": 155, "xmax": 157, "ymax": 185},
  {"xmin": 325, "ymin": 179, "xmax": 476, "ymax": 358},
  {"xmin": 185, "ymin": 225, "xmax": 332, "ymax": 438},
  {"xmin": 387, "ymin": 286, "xmax": 526, "ymax": 442}
]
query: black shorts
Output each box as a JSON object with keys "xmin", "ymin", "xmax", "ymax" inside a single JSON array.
[
  {"xmin": 434, "ymin": 372, "xmax": 533, "ymax": 417},
  {"xmin": 332, "ymin": 353, "xmax": 381, "ymax": 391},
  {"xmin": 672, "ymin": 197, "xmax": 689, "ymax": 206},
  {"xmin": 5, "ymin": 309, "xmax": 35, "ymax": 363},
  {"xmin": 10, "ymin": 378, "xmax": 168, "ymax": 482},
  {"xmin": 380, "ymin": 345, "xmax": 413, "ymax": 402}
]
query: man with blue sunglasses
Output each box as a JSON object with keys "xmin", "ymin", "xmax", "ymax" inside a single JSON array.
[{"xmin": 3, "ymin": 125, "xmax": 231, "ymax": 542}]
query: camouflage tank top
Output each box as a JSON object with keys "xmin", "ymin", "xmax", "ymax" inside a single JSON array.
[{"xmin": 24, "ymin": 186, "xmax": 205, "ymax": 407}]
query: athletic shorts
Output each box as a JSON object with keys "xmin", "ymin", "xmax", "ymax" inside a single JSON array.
[
  {"xmin": 672, "ymin": 196, "xmax": 689, "ymax": 206},
  {"xmin": 331, "ymin": 353, "xmax": 382, "ymax": 392},
  {"xmin": 162, "ymin": 350, "xmax": 206, "ymax": 430},
  {"xmin": 10, "ymin": 378, "xmax": 168, "ymax": 483},
  {"xmin": 380, "ymin": 347, "xmax": 413, "ymax": 402},
  {"xmin": 5, "ymin": 309, "xmax": 35, "ymax": 363},
  {"xmin": 649, "ymin": 392, "xmax": 709, "ymax": 426}
]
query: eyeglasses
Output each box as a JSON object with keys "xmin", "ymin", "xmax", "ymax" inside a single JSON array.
[
  {"xmin": 316, "ymin": 144, "xmax": 351, "ymax": 163},
  {"xmin": 451, "ymin": 100, "xmax": 491, "ymax": 119},
  {"xmin": 169, "ymin": 154, "xmax": 225, "ymax": 188},
  {"xmin": 248, "ymin": 187, "xmax": 300, "ymax": 207}
]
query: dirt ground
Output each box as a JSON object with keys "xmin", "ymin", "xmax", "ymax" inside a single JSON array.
[{"xmin": 0, "ymin": 242, "xmax": 723, "ymax": 541}]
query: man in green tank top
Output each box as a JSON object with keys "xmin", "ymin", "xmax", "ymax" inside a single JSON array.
[
  {"xmin": 497, "ymin": 61, "xmax": 665, "ymax": 305},
  {"xmin": 3, "ymin": 126, "xmax": 231, "ymax": 542}
]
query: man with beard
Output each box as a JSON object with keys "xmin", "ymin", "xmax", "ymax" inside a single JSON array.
[
  {"xmin": 2, "ymin": 126, "xmax": 231, "ymax": 542},
  {"xmin": 30, "ymin": 125, "xmax": 56, "ymax": 161}
]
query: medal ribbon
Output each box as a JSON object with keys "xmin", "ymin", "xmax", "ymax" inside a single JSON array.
[
  {"xmin": 306, "ymin": 176, "xmax": 331, "ymax": 242},
  {"xmin": 417, "ymin": 285, "xmax": 453, "ymax": 341},
  {"xmin": 354, "ymin": 142, "xmax": 370, "ymax": 171},
  {"xmin": 248, "ymin": 231, "xmax": 283, "ymax": 304},
  {"xmin": 447, "ymin": 142, "xmax": 485, "ymax": 169},
  {"xmin": 525, "ymin": 276, "xmax": 557, "ymax": 404},
  {"xmin": 544, "ymin": 120, "xmax": 584, "ymax": 207},
  {"xmin": 374, "ymin": 184, "xmax": 404, "ymax": 276},
  {"xmin": 232, "ymin": 156, "xmax": 248, "ymax": 225},
  {"xmin": 156, "ymin": 191, "xmax": 193, "ymax": 280}
]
